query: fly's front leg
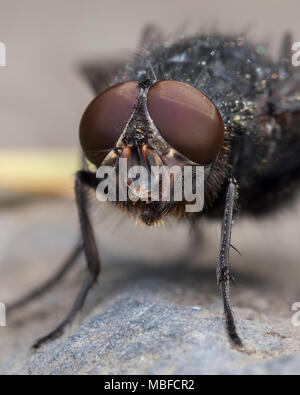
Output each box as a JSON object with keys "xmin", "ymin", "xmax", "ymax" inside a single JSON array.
[
  {"xmin": 33, "ymin": 170, "xmax": 100, "ymax": 349},
  {"xmin": 75, "ymin": 170, "xmax": 100, "ymax": 282},
  {"xmin": 7, "ymin": 240, "xmax": 83, "ymax": 312},
  {"xmin": 217, "ymin": 178, "xmax": 243, "ymax": 348}
]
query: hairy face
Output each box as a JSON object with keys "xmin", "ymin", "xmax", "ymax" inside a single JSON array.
[{"xmin": 79, "ymin": 79, "xmax": 225, "ymax": 224}]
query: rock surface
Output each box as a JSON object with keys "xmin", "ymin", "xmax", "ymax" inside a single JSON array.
[
  {"xmin": 0, "ymin": 290, "xmax": 292, "ymax": 374},
  {"xmin": 1, "ymin": 197, "xmax": 300, "ymax": 374}
]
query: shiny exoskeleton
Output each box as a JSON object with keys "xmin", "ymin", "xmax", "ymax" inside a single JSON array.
[{"xmin": 9, "ymin": 29, "xmax": 300, "ymax": 350}]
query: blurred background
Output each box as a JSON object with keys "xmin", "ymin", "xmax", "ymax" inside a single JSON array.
[{"xmin": 1, "ymin": 0, "xmax": 300, "ymax": 363}]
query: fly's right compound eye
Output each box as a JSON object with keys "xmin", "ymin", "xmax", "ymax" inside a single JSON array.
[
  {"xmin": 79, "ymin": 81, "xmax": 139, "ymax": 166},
  {"xmin": 147, "ymin": 80, "xmax": 225, "ymax": 164}
]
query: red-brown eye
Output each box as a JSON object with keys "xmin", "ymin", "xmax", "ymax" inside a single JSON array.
[
  {"xmin": 79, "ymin": 81, "xmax": 139, "ymax": 166},
  {"xmin": 147, "ymin": 80, "xmax": 224, "ymax": 164}
]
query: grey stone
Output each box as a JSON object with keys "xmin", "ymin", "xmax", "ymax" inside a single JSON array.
[
  {"xmin": 1, "ymin": 198, "xmax": 300, "ymax": 374},
  {"xmin": 0, "ymin": 281, "xmax": 298, "ymax": 375}
]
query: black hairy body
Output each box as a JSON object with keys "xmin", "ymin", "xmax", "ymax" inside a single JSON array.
[
  {"xmin": 116, "ymin": 34, "xmax": 300, "ymax": 218},
  {"xmin": 8, "ymin": 30, "xmax": 300, "ymax": 350}
]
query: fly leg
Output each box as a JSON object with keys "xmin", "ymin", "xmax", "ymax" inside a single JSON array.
[
  {"xmin": 217, "ymin": 178, "xmax": 243, "ymax": 348},
  {"xmin": 33, "ymin": 170, "xmax": 100, "ymax": 349},
  {"xmin": 7, "ymin": 240, "xmax": 83, "ymax": 312}
]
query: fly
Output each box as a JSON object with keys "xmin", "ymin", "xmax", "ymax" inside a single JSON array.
[{"xmin": 8, "ymin": 28, "xmax": 300, "ymax": 350}]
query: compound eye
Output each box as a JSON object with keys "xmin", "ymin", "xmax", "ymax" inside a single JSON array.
[
  {"xmin": 79, "ymin": 81, "xmax": 139, "ymax": 166},
  {"xmin": 147, "ymin": 80, "xmax": 224, "ymax": 164}
]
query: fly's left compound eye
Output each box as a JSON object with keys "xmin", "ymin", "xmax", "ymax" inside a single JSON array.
[
  {"xmin": 79, "ymin": 81, "xmax": 139, "ymax": 166},
  {"xmin": 147, "ymin": 80, "xmax": 225, "ymax": 164}
]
